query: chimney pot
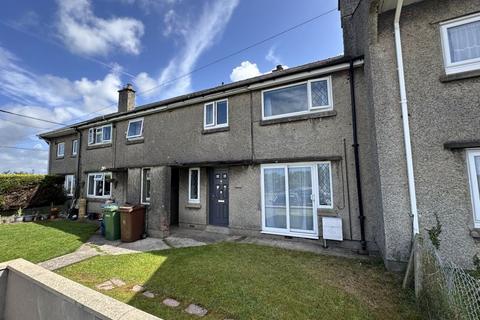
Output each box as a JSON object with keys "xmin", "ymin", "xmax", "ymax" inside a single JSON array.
[
  {"xmin": 272, "ymin": 65, "xmax": 284, "ymax": 72},
  {"xmin": 118, "ymin": 83, "xmax": 136, "ymax": 113}
]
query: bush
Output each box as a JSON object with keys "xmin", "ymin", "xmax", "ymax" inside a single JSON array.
[{"xmin": 0, "ymin": 174, "xmax": 45, "ymax": 195}]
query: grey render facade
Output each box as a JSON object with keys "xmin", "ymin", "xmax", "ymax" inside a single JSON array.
[{"xmin": 40, "ymin": 0, "xmax": 480, "ymax": 269}]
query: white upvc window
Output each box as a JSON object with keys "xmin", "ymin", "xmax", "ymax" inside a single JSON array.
[
  {"xmin": 126, "ymin": 118, "xmax": 144, "ymax": 140},
  {"xmin": 260, "ymin": 161, "xmax": 333, "ymax": 239},
  {"xmin": 141, "ymin": 168, "xmax": 151, "ymax": 204},
  {"xmin": 64, "ymin": 175, "xmax": 75, "ymax": 197},
  {"xmin": 188, "ymin": 168, "xmax": 200, "ymax": 203},
  {"xmin": 467, "ymin": 150, "xmax": 480, "ymax": 228},
  {"xmin": 88, "ymin": 124, "xmax": 112, "ymax": 145},
  {"xmin": 440, "ymin": 13, "xmax": 480, "ymax": 75},
  {"xmin": 87, "ymin": 172, "xmax": 112, "ymax": 198},
  {"xmin": 57, "ymin": 142, "xmax": 65, "ymax": 158},
  {"xmin": 72, "ymin": 139, "xmax": 78, "ymax": 156},
  {"xmin": 262, "ymin": 76, "xmax": 333, "ymax": 120},
  {"xmin": 204, "ymin": 99, "xmax": 228, "ymax": 130}
]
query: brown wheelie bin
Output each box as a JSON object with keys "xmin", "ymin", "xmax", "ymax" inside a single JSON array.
[{"xmin": 119, "ymin": 204, "xmax": 145, "ymax": 242}]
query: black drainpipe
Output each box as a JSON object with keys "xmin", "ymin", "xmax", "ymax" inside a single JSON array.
[
  {"xmin": 349, "ymin": 59, "xmax": 367, "ymax": 253},
  {"xmin": 74, "ymin": 127, "xmax": 82, "ymax": 199}
]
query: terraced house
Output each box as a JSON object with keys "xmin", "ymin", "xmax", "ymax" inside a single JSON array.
[{"xmin": 40, "ymin": 0, "xmax": 480, "ymax": 270}]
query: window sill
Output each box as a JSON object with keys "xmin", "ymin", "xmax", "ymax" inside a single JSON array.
[
  {"xmin": 186, "ymin": 203, "xmax": 201, "ymax": 209},
  {"xmin": 439, "ymin": 69, "xmax": 480, "ymax": 83},
  {"xmin": 260, "ymin": 110, "xmax": 336, "ymax": 126},
  {"xmin": 202, "ymin": 127, "xmax": 229, "ymax": 135},
  {"xmin": 317, "ymin": 208, "xmax": 337, "ymax": 216},
  {"xmin": 126, "ymin": 138, "xmax": 144, "ymax": 145},
  {"xmin": 56, "ymin": 156, "xmax": 65, "ymax": 160},
  {"xmin": 87, "ymin": 143, "xmax": 112, "ymax": 150},
  {"xmin": 86, "ymin": 197, "xmax": 111, "ymax": 203}
]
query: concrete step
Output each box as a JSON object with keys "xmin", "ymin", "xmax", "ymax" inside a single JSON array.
[{"xmin": 205, "ymin": 225, "xmax": 231, "ymax": 235}]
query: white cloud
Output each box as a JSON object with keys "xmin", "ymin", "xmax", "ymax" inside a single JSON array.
[
  {"xmin": 56, "ymin": 0, "xmax": 144, "ymax": 56},
  {"xmin": 230, "ymin": 61, "xmax": 261, "ymax": 82},
  {"xmin": 133, "ymin": 0, "xmax": 239, "ymax": 100},
  {"xmin": 0, "ymin": 46, "xmax": 122, "ymax": 173},
  {"xmin": 265, "ymin": 47, "xmax": 288, "ymax": 69}
]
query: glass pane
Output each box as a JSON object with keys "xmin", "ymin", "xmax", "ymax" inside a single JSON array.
[
  {"xmin": 263, "ymin": 83, "xmax": 308, "ymax": 117},
  {"xmin": 311, "ymin": 80, "xmax": 329, "ymax": 107},
  {"xmin": 288, "ymin": 167, "xmax": 314, "ymax": 231},
  {"xmin": 264, "ymin": 168, "xmax": 287, "ymax": 229},
  {"xmin": 143, "ymin": 169, "xmax": 151, "ymax": 202},
  {"xmin": 216, "ymin": 101, "xmax": 228, "ymax": 125},
  {"xmin": 95, "ymin": 129, "xmax": 103, "ymax": 144},
  {"xmin": 128, "ymin": 120, "xmax": 142, "ymax": 137},
  {"xmin": 448, "ymin": 20, "xmax": 480, "ymax": 63},
  {"xmin": 103, "ymin": 126, "xmax": 111, "ymax": 141},
  {"xmin": 88, "ymin": 175, "xmax": 94, "ymax": 195},
  {"xmin": 95, "ymin": 180, "xmax": 104, "ymax": 196},
  {"xmin": 205, "ymin": 104, "xmax": 214, "ymax": 125},
  {"xmin": 318, "ymin": 163, "xmax": 332, "ymax": 207},
  {"xmin": 476, "ymin": 156, "xmax": 480, "ymax": 195},
  {"xmin": 190, "ymin": 170, "xmax": 199, "ymax": 200}
]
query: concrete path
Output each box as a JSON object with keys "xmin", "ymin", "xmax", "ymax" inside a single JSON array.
[{"xmin": 39, "ymin": 233, "xmax": 207, "ymax": 271}]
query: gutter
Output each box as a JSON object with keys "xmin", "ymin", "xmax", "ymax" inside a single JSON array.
[
  {"xmin": 349, "ymin": 59, "xmax": 367, "ymax": 252},
  {"xmin": 394, "ymin": 0, "xmax": 420, "ymax": 235}
]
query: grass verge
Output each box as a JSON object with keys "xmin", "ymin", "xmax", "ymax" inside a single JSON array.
[{"xmin": 59, "ymin": 243, "xmax": 421, "ymax": 320}]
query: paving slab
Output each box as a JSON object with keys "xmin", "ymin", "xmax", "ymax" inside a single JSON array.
[
  {"xmin": 163, "ymin": 298, "xmax": 180, "ymax": 307},
  {"xmin": 96, "ymin": 281, "xmax": 115, "ymax": 291},
  {"xmin": 143, "ymin": 291, "xmax": 155, "ymax": 298},
  {"xmin": 164, "ymin": 236, "xmax": 206, "ymax": 248},
  {"xmin": 131, "ymin": 284, "xmax": 145, "ymax": 293},
  {"xmin": 185, "ymin": 304, "xmax": 208, "ymax": 317},
  {"xmin": 38, "ymin": 244, "xmax": 101, "ymax": 271},
  {"xmin": 110, "ymin": 278, "xmax": 126, "ymax": 287}
]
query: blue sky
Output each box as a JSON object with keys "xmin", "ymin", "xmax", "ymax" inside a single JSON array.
[{"xmin": 0, "ymin": 0, "xmax": 343, "ymax": 173}]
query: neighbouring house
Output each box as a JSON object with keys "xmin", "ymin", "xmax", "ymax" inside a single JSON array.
[{"xmin": 39, "ymin": 0, "xmax": 480, "ymax": 270}]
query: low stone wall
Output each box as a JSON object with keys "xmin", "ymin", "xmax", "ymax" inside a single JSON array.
[{"xmin": 0, "ymin": 259, "xmax": 161, "ymax": 320}]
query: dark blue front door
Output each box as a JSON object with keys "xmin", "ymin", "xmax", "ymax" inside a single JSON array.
[{"xmin": 209, "ymin": 168, "xmax": 229, "ymax": 226}]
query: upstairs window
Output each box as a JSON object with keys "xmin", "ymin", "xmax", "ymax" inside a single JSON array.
[
  {"xmin": 262, "ymin": 77, "xmax": 332, "ymax": 120},
  {"xmin": 64, "ymin": 175, "xmax": 75, "ymax": 196},
  {"xmin": 87, "ymin": 172, "xmax": 112, "ymax": 198},
  {"xmin": 57, "ymin": 142, "xmax": 65, "ymax": 158},
  {"xmin": 72, "ymin": 139, "xmax": 78, "ymax": 156},
  {"xmin": 441, "ymin": 13, "xmax": 480, "ymax": 74},
  {"xmin": 188, "ymin": 168, "xmax": 200, "ymax": 203},
  {"xmin": 127, "ymin": 118, "xmax": 144, "ymax": 140},
  {"xmin": 88, "ymin": 124, "xmax": 112, "ymax": 145},
  {"xmin": 204, "ymin": 100, "xmax": 228, "ymax": 129},
  {"xmin": 141, "ymin": 168, "xmax": 151, "ymax": 204}
]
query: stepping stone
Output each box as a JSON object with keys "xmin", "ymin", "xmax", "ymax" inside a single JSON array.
[
  {"xmin": 143, "ymin": 291, "xmax": 155, "ymax": 298},
  {"xmin": 131, "ymin": 285, "xmax": 145, "ymax": 293},
  {"xmin": 185, "ymin": 304, "xmax": 208, "ymax": 317},
  {"xmin": 163, "ymin": 298, "xmax": 180, "ymax": 307},
  {"xmin": 110, "ymin": 278, "xmax": 126, "ymax": 287},
  {"xmin": 96, "ymin": 281, "xmax": 115, "ymax": 291}
]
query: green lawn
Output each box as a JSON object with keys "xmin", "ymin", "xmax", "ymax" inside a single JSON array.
[
  {"xmin": 59, "ymin": 243, "xmax": 421, "ymax": 320},
  {"xmin": 0, "ymin": 220, "xmax": 98, "ymax": 263}
]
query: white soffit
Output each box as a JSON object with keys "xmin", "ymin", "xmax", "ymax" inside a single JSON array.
[{"xmin": 379, "ymin": 0, "xmax": 424, "ymax": 13}]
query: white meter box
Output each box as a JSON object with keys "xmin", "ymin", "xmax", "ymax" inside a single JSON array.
[{"xmin": 322, "ymin": 217, "xmax": 343, "ymax": 241}]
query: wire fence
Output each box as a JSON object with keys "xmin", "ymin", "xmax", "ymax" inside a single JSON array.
[{"xmin": 417, "ymin": 233, "xmax": 480, "ymax": 320}]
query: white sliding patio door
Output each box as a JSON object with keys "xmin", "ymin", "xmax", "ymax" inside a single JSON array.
[{"xmin": 262, "ymin": 163, "xmax": 318, "ymax": 238}]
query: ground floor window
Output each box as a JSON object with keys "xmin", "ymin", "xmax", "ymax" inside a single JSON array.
[
  {"xmin": 261, "ymin": 162, "xmax": 332, "ymax": 238},
  {"xmin": 64, "ymin": 175, "xmax": 75, "ymax": 196},
  {"xmin": 189, "ymin": 168, "xmax": 200, "ymax": 203},
  {"xmin": 467, "ymin": 150, "xmax": 480, "ymax": 227},
  {"xmin": 141, "ymin": 168, "xmax": 151, "ymax": 204},
  {"xmin": 87, "ymin": 172, "xmax": 112, "ymax": 198}
]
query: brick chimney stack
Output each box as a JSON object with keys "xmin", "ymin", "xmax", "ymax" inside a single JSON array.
[{"xmin": 118, "ymin": 83, "xmax": 136, "ymax": 113}]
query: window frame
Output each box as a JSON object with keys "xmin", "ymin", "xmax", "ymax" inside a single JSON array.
[
  {"xmin": 203, "ymin": 99, "xmax": 229, "ymax": 130},
  {"xmin": 86, "ymin": 172, "xmax": 112, "ymax": 199},
  {"xmin": 57, "ymin": 142, "xmax": 65, "ymax": 158},
  {"xmin": 72, "ymin": 139, "xmax": 78, "ymax": 156},
  {"xmin": 317, "ymin": 161, "xmax": 333, "ymax": 209},
  {"xmin": 261, "ymin": 76, "xmax": 333, "ymax": 120},
  {"xmin": 64, "ymin": 175, "xmax": 75, "ymax": 197},
  {"xmin": 467, "ymin": 149, "xmax": 480, "ymax": 228},
  {"xmin": 141, "ymin": 167, "xmax": 151, "ymax": 205},
  {"xmin": 87, "ymin": 124, "xmax": 113, "ymax": 146},
  {"xmin": 440, "ymin": 13, "xmax": 480, "ymax": 75},
  {"xmin": 188, "ymin": 168, "xmax": 201, "ymax": 203},
  {"xmin": 126, "ymin": 118, "xmax": 144, "ymax": 140}
]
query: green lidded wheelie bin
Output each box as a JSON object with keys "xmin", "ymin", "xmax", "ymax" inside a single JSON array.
[{"xmin": 103, "ymin": 204, "xmax": 120, "ymax": 241}]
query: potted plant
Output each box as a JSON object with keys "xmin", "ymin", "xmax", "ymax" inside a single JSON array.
[{"xmin": 50, "ymin": 206, "xmax": 60, "ymax": 219}]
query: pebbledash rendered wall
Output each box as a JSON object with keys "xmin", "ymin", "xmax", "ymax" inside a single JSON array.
[{"xmin": 340, "ymin": 0, "xmax": 480, "ymax": 269}]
